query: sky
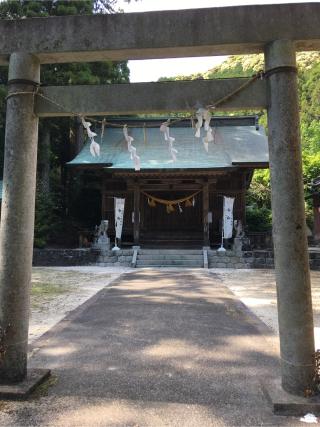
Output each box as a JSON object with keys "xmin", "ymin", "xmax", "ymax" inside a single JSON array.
[{"xmin": 117, "ymin": 0, "xmax": 313, "ymax": 82}]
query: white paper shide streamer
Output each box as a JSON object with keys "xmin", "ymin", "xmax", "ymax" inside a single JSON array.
[
  {"xmin": 195, "ymin": 108, "xmax": 214, "ymax": 152},
  {"xmin": 123, "ymin": 125, "xmax": 141, "ymax": 171},
  {"xmin": 160, "ymin": 121, "xmax": 178, "ymax": 162},
  {"xmin": 202, "ymin": 127, "xmax": 215, "ymax": 152},
  {"xmin": 81, "ymin": 117, "xmax": 100, "ymax": 157},
  {"xmin": 195, "ymin": 109, "xmax": 203, "ymax": 138}
]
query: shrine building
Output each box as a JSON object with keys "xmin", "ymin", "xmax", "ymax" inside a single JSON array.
[{"xmin": 68, "ymin": 116, "xmax": 269, "ymax": 248}]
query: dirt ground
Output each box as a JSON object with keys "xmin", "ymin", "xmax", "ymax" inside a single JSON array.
[
  {"xmin": 215, "ymin": 268, "xmax": 320, "ymax": 349},
  {"xmin": 1, "ymin": 268, "xmax": 306, "ymax": 427},
  {"xmin": 0, "ymin": 266, "xmax": 317, "ymax": 427},
  {"xmin": 29, "ymin": 266, "xmax": 133, "ymax": 344},
  {"xmin": 29, "ymin": 267, "xmax": 320, "ymax": 349}
]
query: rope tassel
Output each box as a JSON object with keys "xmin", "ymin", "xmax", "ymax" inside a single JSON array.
[{"xmin": 148, "ymin": 198, "xmax": 156, "ymax": 207}]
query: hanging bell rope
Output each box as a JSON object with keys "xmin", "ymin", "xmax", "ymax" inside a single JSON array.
[
  {"xmin": 185, "ymin": 198, "xmax": 193, "ymax": 207},
  {"xmin": 142, "ymin": 190, "xmax": 201, "ymax": 208}
]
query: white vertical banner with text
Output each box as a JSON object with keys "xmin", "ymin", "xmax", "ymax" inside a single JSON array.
[
  {"xmin": 223, "ymin": 196, "xmax": 235, "ymax": 239},
  {"xmin": 115, "ymin": 198, "xmax": 125, "ymax": 240}
]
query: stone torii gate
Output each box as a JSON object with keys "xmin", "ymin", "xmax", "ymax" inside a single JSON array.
[{"xmin": 0, "ymin": 2, "xmax": 319, "ymax": 404}]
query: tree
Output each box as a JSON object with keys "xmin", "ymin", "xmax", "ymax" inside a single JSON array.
[
  {"xmin": 0, "ymin": 0, "xmax": 131, "ymax": 247},
  {"xmin": 159, "ymin": 52, "xmax": 320, "ymax": 231}
]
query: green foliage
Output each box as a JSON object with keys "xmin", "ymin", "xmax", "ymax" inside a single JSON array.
[
  {"xmin": 303, "ymin": 153, "xmax": 320, "ymax": 186},
  {"xmin": 246, "ymin": 170, "xmax": 272, "ymax": 232},
  {"xmin": 303, "ymin": 152, "xmax": 320, "ymax": 225},
  {"xmin": 162, "ymin": 52, "xmax": 320, "ymax": 231},
  {"xmin": 1, "ymin": 2, "xmax": 319, "ymax": 239},
  {"xmin": 0, "ymin": 1, "xmax": 95, "ymax": 18},
  {"xmin": 246, "ymin": 206, "xmax": 272, "ymax": 232},
  {"xmin": 34, "ymin": 187, "xmax": 63, "ymax": 248},
  {"xmin": 0, "ymin": 0, "xmax": 130, "ymax": 247},
  {"xmin": 247, "ymin": 169, "xmax": 271, "ymax": 210},
  {"xmin": 205, "ymin": 54, "xmax": 264, "ymax": 79}
]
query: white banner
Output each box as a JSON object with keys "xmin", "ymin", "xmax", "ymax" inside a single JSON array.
[
  {"xmin": 223, "ymin": 196, "xmax": 235, "ymax": 239},
  {"xmin": 115, "ymin": 198, "xmax": 125, "ymax": 239}
]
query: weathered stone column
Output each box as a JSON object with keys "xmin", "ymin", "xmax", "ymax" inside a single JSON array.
[
  {"xmin": 0, "ymin": 53, "xmax": 40, "ymax": 383},
  {"xmin": 265, "ymin": 40, "xmax": 315, "ymax": 395}
]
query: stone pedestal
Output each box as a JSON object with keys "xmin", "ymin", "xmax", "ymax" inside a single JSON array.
[
  {"xmin": 93, "ymin": 220, "xmax": 110, "ymax": 255},
  {"xmin": 233, "ymin": 237, "xmax": 243, "ymax": 255}
]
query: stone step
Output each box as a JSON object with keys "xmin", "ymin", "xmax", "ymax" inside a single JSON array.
[
  {"xmin": 138, "ymin": 250, "xmax": 202, "ymax": 255},
  {"xmin": 136, "ymin": 260, "xmax": 203, "ymax": 267},
  {"xmin": 208, "ymin": 257, "xmax": 244, "ymax": 263},
  {"xmin": 137, "ymin": 254, "xmax": 203, "ymax": 261},
  {"xmin": 209, "ymin": 263, "xmax": 250, "ymax": 269},
  {"xmin": 136, "ymin": 265, "xmax": 203, "ymax": 268},
  {"xmin": 136, "ymin": 264, "xmax": 203, "ymax": 268},
  {"xmin": 208, "ymin": 251, "xmax": 237, "ymax": 257}
]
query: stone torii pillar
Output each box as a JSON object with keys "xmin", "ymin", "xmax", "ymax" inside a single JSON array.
[
  {"xmin": 265, "ymin": 40, "xmax": 315, "ymax": 396},
  {"xmin": 0, "ymin": 53, "xmax": 49, "ymax": 391}
]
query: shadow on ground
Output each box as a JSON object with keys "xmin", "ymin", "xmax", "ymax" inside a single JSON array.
[{"xmin": 0, "ymin": 270, "xmax": 300, "ymax": 426}]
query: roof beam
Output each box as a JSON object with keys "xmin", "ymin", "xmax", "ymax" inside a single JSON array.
[
  {"xmin": 35, "ymin": 78, "xmax": 267, "ymax": 117},
  {"xmin": 0, "ymin": 3, "xmax": 319, "ymax": 65}
]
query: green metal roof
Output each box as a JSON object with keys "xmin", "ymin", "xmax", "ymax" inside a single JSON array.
[{"xmin": 68, "ymin": 123, "xmax": 269, "ymax": 170}]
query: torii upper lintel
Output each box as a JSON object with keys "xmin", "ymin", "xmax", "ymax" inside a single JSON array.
[{"xmin": 0, "ymin": 3, "xmax": 319, "ymax": 65}]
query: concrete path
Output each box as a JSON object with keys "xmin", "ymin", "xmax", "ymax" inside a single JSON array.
[{"xmin": 0, "ymin": 270, "xmax": 303, "ymax": 426}]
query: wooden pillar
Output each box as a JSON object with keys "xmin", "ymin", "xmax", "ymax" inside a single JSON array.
[
  {"xmin": 133, "ymin": 181, "xmax": 140, "ymax": 245},
  {"xmin": 101, "ymin": 180, "xmax": 106, "ymax": 220},
  {"xmin": 241, "ymin": 173, "xmax": 247, "ymax": 227},
  {"xmin": 203, "ymin": 181, "xmax": 210, "ymax": 246}
]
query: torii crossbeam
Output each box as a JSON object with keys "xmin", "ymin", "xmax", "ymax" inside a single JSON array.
[{"xmin": 0, "ymin": 3, "xmax": 319, "ymax": 408}]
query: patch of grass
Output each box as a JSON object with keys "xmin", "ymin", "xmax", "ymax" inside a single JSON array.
[
  {"xmin": 0, "ymin": 401, "xmax": 9, "ymax": 412},
  {"xmin": 31, "ymin": 282, "xmax": 71, "ymax": 310},
  {"xmin": 30, "ymin": 374, "xmax": 58, "ymax": 399},
  {"xmin": 31, "ymin": 282, "xmax": 70, "ymax": 297}
]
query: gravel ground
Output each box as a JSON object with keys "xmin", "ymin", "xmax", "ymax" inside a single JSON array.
[
  {"xmin": 29, "ymin": 267, "xmax": 320, "ymax": 349},
  {"xmin": 1, "ymin": 269, "xmax": 302, "ymax": 427},
  {"xmin": 210, "ymin": 268, "xmax": 320, "ymax": 348},
  {"xmin": 1, "ymin": 267, "xmax": 318, "ymax": 426},
  {"xmin": 29, "ymin": 266, "xmax": 134, "ymax": 344}
]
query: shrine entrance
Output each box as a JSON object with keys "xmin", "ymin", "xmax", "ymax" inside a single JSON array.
[
  {"xmin": 141, "ymin": 190, "xmax": 203, "ymax": 247},
  {"xmin": 0, "ymin": 2, "xmax": 319, "ymax": 404}
]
